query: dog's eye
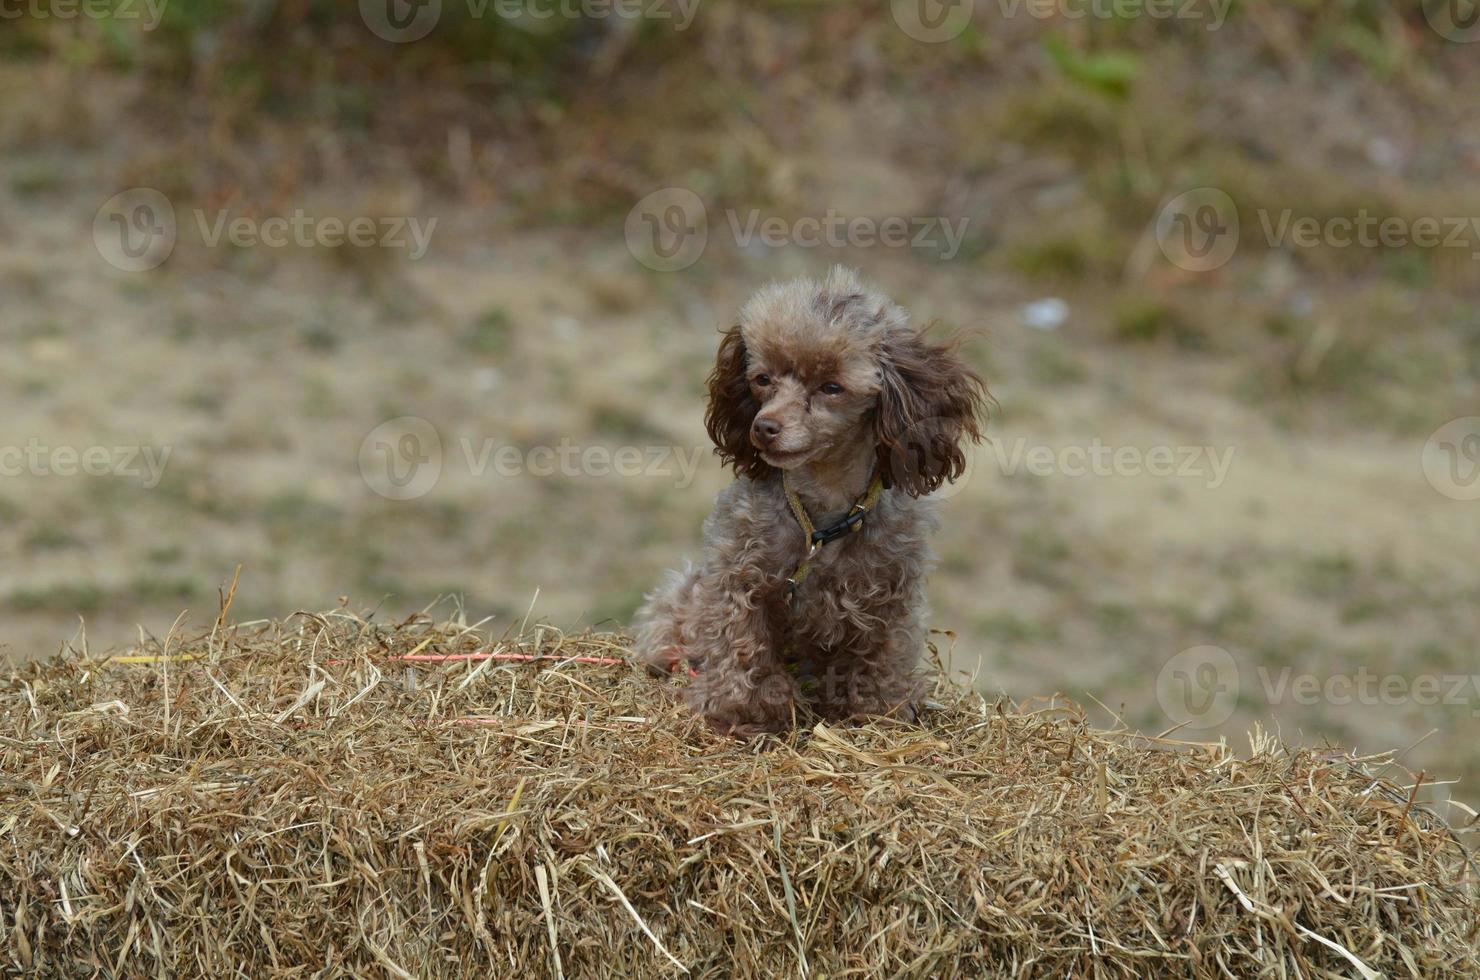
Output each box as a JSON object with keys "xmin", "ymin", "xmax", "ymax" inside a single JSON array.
[
  {"xmin": 819, "ymin": 382, "xmax": 844, "ymax": 395},
  {"xmin": 753, "ymin": 374, "xmax": 772, "ymax": 387}
]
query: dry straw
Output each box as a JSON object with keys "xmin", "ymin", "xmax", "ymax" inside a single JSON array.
[{"xmin": 2, "ymin": 606, "xmax": 1476, "ymax": 978}]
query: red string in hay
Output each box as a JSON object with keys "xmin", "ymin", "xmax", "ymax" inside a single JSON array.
[
  {"xmin": 325, "ymin": 651, "xmax": 627, "ymax": 666},
  {"xmin": 397, "ymin": 652, "xmax": 625, "ymax": 665}
]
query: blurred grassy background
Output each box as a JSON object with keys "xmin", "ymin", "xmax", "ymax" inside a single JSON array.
[{"xmin": 2, "ymin": 1, "xmax": 1479, "ymax": 806}]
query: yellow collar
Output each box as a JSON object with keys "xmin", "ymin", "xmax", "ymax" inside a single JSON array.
[{"xmin": 781, "ymin": 471, "xmax": 886, "ymax": 599}]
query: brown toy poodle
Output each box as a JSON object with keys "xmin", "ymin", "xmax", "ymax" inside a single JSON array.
[{"xmin": 635, "ymin": 266, "xmax": 990, "ymax": 736}]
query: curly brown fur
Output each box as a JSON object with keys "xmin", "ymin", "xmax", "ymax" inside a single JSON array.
[{"xmin": 635, "ymin": 266, "xmax": 990, "ymax": 736}]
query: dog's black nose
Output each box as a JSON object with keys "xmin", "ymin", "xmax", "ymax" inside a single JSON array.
[{"xmin": 753, "ymin": 418, "xmax": 782, "ymax": 444}]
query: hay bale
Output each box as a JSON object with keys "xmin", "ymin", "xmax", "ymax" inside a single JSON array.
[{"xmin": 2, "ymin": 612, "xmax": 1476, "ymax": 978}]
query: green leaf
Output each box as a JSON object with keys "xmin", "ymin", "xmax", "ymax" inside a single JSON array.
[{"xmin": 1042, "ymin": 35, "xmax": 1141, "ymax": 100}]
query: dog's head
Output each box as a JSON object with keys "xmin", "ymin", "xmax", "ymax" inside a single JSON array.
[{"xmin": 705, "ymin": 266, "xmax": 989, "ymax": 496}]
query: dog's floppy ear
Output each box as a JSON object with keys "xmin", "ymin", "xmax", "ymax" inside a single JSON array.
[
  {"xmin": 874, "ymin": 327, "xmax": 989, "ymax": 496},
  {"xmin": 705, "ymin": 325, "xmax": 769, "ymax": 480}
]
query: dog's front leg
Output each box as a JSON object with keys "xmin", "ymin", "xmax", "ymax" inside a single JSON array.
[
  {"xmin": 682, "ymin": 578, "xmax": 798, "ymax": 737},
  {"xmin": 822, "ymin": 616, "xmax": 925, "ymax": 724}
]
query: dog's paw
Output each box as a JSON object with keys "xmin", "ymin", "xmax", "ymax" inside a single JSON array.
[
  {"xmin": 641, "ymin": 646, "xmax": 699, "ymax": 680},
  {"xmin": 688, "ymin": 671, "xmax": 799, "ymax": 737}
]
